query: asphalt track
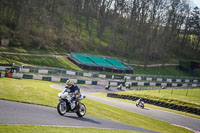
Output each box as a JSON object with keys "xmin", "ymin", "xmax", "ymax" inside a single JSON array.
[
  {"xmin": 52, "ymin": 84, "xmax": 200, "ymax": 132},
  {"xmin": 1, "ymin": 83, "xmax": 200, "ymax": 132},
  {"xmin": 0, "ymin": 100, "xmax": 157, "ymax": 133}
]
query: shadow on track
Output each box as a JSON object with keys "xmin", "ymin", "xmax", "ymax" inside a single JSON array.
[{"xmin": 64, "ymin": 115, "xmax": 101, "ymax": 124}]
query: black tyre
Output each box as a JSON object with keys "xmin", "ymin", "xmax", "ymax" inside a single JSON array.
[
  {"xmin": 141, "ymin": 104, "xmax": 144, "ymax": 109},
  {"xmin": 76, "ymin": 103, "xmax": 86, "ymax": 117},
  {"xmin": 57, "ymin": 101, "xmax": 67, "ymax": 116}
]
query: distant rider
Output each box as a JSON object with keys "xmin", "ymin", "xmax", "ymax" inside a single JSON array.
[
  {"xmin": 64, "ymin": 80, "xmax": 80, "ymax": 109},
  {"xmin": 136, "ymin": 98, "xmax": 142, "ymax": 105}
]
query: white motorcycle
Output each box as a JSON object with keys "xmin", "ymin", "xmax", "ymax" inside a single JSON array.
[
  {"xmin": 136, "ymin": 100, "xmax": 144, "ymax": 109},
  {"xmin": 57, "ymin": 89, "xmax": 86, "ymax": 117}
]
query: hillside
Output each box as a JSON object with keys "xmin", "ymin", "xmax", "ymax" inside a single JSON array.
[{"xmin": 0, "ymin": 0, "xmax": 200, "ymax": 70}]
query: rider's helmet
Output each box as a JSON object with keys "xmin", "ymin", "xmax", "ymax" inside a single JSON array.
[{"xmin": 66, "ymin": 80, "xmax": 73, "ymax": 88}]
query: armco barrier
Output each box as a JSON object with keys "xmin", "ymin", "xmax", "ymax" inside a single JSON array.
[
  {"xmin": 111, "ymin": 81, "xmax": 199, "ymax": 87},
  {"xmin": 2, "ymin": 65, "xmax": 200, "ymax": 86},
  {"xmin": 9, "ymin": 65, "xmax": 200, "ymax": 83},
  {"xmin": 107, "ymin": 93, "xmax": 200, "ymax": 115},
  {"xmin": 23, "ymin": 74, "xmax": 33, "ymax": 79},
  {"xmin": 10, "ymin": 73, "xmax": 97, "ymax": 85}
]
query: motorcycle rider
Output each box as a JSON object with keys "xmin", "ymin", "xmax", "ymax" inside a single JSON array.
[
  {"xmin": 136, "ymin": 98, "xmax": 142, "ymax": 105},
  {"xmin": 65, "ymin": 80, "xmax": 80, "ymax": 109}
]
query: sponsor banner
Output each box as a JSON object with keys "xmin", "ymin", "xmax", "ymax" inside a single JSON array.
[
  {"xmin": 172, "ymin": 83, "xmax": 177, "ymax": 87},
  {"xmin": 52, "ymin": 77, "xmax": 60, "ymax": 82},
  {"xmin": 99, "ymin": 74, "xmax": 106, "ymax": 78},
  {"xmin": 156, "ymin": 83, "xmax": 161, "ymax": 86},
  {"xmin": 21, "ymin": 68, "xmax": 30, "ymax": 73},
  {"xmin": 132, "ymin": 82, "xmax": 138, "ymax": 86},
  {"xmin": 0, "ymin": 66, "xmax": 8, "ymax": 71},
  {"xmin": 131, "ymin": 76, "xmax": 136, "ymax": 80},
  {"xmin": 176, "ymin": 79, "xmax": 181, "ymax": 82},
  {"xmin": 146, "ymin": 78, "xmax": 152, "ymax": 81},
  {"xmin": 38, "ymin": 70, "xmax": 48, "ymax": 74},
  {"xmin": 29, "ymin": 68, "xmax": 38, "ymax": 73},
  {"xmin": 192, "ymin": 84, "xmax": 197, "ymax": 87},
  {"xmin": 77, "ymin": 80, "xmax": 85, "ymax": 84},
  {"xmin": 71, "ymin": 79, "xmax": 77, "ymax": 83},
  {"xmin": 157, "ymin": 78, "xmax": 162, "ymax": 82},
  {"xmin": 185, "ymin": 79, "xmax": 190, "ymax": 83},
  {"xmin": 85, "ymin": 81, "xmax": 92, "ymax": 84},
  {"xmin": 167, "ymin": 83, "xmax": 172, "ymax": 86},
  {"xmin": 110, "ymin": 82, "xmax": 118, "ymax": 86},
  {"xmin": 23, "ymin": 74, "xmax": 33, "ymax": 79},
  {"xmin": 33, "ymin": 75, "xmax": 43, "ymax": 80},
  {"xmin": 117, "ymin": 82, "xmax": 125, "ymax": 86},
  {"xmin": 92, "ymin": 81, "xmax": 97, "ymax": 85},
  {"xmin": 144, "ymin": 82, "xmax": 150, "ymax": 86},
  {"xmin": 60, "ymin": 78, "xmax": 68, "ymax": 83},
  {"xmin": 167, "ymin": 79, "xmax": 172, "ymax": 82},
  {"xmin": 113, "ymin": 75, "xmax": 124, "ymax": 79},
  {"xmin": 138, "ymin": 82, "xmax": 144, "ymax": 86},
  {"xmin": 125, "ymin": 81, "xmax": 132, "ymax": 85},
  {"xmin": 177, "ymin": 83, "xmax": 182, "ymax": 87},
  {"xmin": 124, "ymin": 76, "xmax": 131, "ymax": 80},
  {"xmin": 136, "ymin": 77, "xmax": 142, "ymax": 80},
  {"xmin": 193, "ymin": 80, "xmax": 198, "ymax": 83},
  {"xmin": 83, "ymin": 73, "xmax": 92, "ymax": 77},
  {"xmin": 42, "ymin": 77, "xmax": 52, "ymax": 81},
  {"xmin": 12, "ymin": 73, "xmax": 23, "ymax": 78},
  {"xmin": 1, "ymin": 72, "xmax": 5, "ymax": 77},
  {"xmin": 76, "ymin": 72, "xmax": 83, "ymax": 76},
  {"xmin": 161, "ymin": 83, "xmax": 167, "ymax": 86},
  {"xmin": 92, "ymin": 73, "xmax": 99, "ymax": 78},
  {"xmin": 150, "ymin": 82, "xmax": 156, "ymax": 86},
  {"xmin": 106, "ymin": 75, "xmax": 112, "ymax": 79},
  {"xmin": 182, "ymin": 84, "xmax": 188, "ymax": 87}
]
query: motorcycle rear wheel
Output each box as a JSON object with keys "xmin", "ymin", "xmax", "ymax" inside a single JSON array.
[
  {"xmin": 57, "ymin": 101, "xmax": 67, "ymax": 115},
  {"xmin": 76, "ymin": 103, "xmax": 86, "ymax": 117}
]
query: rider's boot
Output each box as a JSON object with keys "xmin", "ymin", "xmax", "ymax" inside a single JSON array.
[{"xmin": 70, "ymin": 101, "xmax": 76, "ymax": 110}]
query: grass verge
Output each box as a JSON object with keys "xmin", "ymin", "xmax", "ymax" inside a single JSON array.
[
  {"xmin": 117, "ymin": 89, "xmax": 200, "ymax": 109},
  {"xmin": 1, "ymin": 46, "xmax": 200, "ymax": 77},
  {"xmin": 132, "ymin": 66, "xmax": 200, "ymax": 77},
  {"xmin": 0, "ymin": 124, "xmax": 140, "ymax": 133},
  {"xmin": 0, "ymin": 54, "xmax": 82, "ymax": 71},
  {"xmin": 0, "ymin": 78, "xmax": 193, "ymax": 133},
  {"xmin": 93, "ymin": 93, "xmax": 200, "ymax": 119}
]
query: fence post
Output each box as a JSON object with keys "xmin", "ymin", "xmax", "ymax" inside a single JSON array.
[
  {"xmin": 171, "ymin": 88, "xmax": 173, "ymax": 94},
  {"xmin": 186, "ymin": 87, "xmax": 189, "ymax": 96}
]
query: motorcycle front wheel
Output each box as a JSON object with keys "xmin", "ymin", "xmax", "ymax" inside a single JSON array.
[
  {"xmin": 141, "ymin": 104, "xmax": 144, "ymax": 109},
  {"xmin": 76, "ymin": 103, "xmax": 86, "ymax": 117},
  {"xmin": 57, "ymin": 101, "xmax": 67, "ymax": 115}
]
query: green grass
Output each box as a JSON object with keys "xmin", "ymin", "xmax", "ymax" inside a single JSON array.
[
  {"xmin": 0, "ymin": 125, "xmax": 140, "ymax": 133},
  {"xmin": 0, "ymin": 78, "xmax": 192, "ymax": 133},
  {"xmin": 1, "ymin": 48, "xmax": 199, "ymax": 77},
  {"xmin": 0, "ymin": 46, "xmax": 67, "ymax": 54},
  {"xmin": 132, "ymin": 66, "xmax": 200, "ymax": 77},
  {"xmin": 93, "ymin": 93, "xmax": 200, "ymax": 119},
  {"xmin": 116, "ymin": 89, "xmax": 200, "ymax": 109},
  {"xmin": 0, "ymin": 54, "xmax": 82, "ymax": 71}
]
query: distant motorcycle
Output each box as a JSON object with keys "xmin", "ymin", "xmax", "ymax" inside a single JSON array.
[
  {"xmin": 57, "ymin": 89, "xmax": 86, "ymax": 117},
  {"xmin": 136, "ymin": 100, "xmax": 144, "ymax": 109}
]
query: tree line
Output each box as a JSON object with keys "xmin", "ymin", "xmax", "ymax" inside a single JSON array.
[{"xmin": 0, "ymin": 0, "xmax": 199, "ymax": 65}]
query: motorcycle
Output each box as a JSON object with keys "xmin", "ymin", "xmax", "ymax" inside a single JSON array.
[
  {"xmin": 57, "ymin": 89, "xmax": 86, "ymax": 117},
  {"xmin": 136, "ymin": 100, "xmax": 144, "ymax": 109}
]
